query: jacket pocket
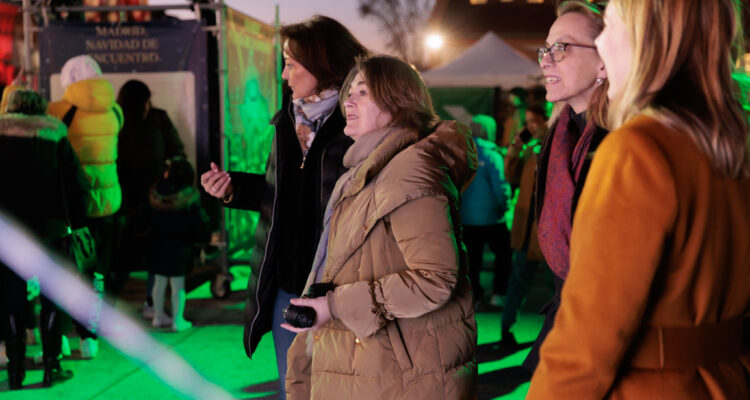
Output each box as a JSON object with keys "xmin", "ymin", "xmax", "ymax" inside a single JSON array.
[{"xmin": 386, "ymin": 320, "xmax": 413, "ymax": 371}]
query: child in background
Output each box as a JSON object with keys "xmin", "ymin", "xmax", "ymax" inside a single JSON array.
[{"xmin": 148, "ymin": 158, "xmax": 210, "ymax": 331}]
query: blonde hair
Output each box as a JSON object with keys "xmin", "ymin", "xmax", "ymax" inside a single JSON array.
[
  {"xmin": 547, "ymin": 0, "xmax": 609, "ymax": 127},
  {"xmin": 608, "ymin": 0, "xmax": 750, "ymax": 178}
]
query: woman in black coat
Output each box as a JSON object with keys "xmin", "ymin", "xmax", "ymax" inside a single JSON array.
[
  {"xmin": 0, "ymin": 89, "xmax": 89, "ymax": 388},
  {"xmin": 200, "ymin": 15, "xmax": 368, "ymax": 399}
]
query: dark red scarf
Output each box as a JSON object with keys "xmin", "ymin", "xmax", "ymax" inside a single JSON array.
[{"xmin": 538, "ymin": 105, "xmax": 598, "ymax": 279}]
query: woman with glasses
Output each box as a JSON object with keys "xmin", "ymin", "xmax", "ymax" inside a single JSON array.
[
  {"xmin": 522, "ymin": 0, "xmax": 609, "ymax": 373},
  {"xmin": 528, "ymin": 0, "xmax": 750, "ymax": 398}
]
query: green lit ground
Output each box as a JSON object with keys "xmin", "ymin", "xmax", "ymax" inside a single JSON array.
[{"xmin": 0, "ymin": 259, "xmax": 552, "ymax": 399}]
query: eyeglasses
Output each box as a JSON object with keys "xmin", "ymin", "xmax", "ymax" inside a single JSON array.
[{"xmin": 537, "ymin": 42, "xmax": 597, "ymax": 64}]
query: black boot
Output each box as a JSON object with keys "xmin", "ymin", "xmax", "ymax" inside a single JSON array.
[
  {"xmin": 500, "ymin": 327, "xmax": 517, "ymax": 347},
  {"xmin": 6, "ymin": 314, "xmax": 26, "ymax": 390},
  {"xmin": 43, "ymin": 361, "xmax": 74, "ymax": 387},
  {"xmin": 41, "ymin": 300, "xmax": 72, "ymax": 386}
]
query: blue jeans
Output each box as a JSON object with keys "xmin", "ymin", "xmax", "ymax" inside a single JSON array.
[{"xmin": 271, "ymin": 288, "xmax": 298, "ymax": 400}]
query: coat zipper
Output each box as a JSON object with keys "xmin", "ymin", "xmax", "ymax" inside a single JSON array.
[{"xmin": 247, "ymin": 135, "xmax": 282, "ymax": 359}]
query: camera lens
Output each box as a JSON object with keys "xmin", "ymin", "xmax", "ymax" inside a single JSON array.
[{"xmin": 282, "ymin": 305, "xmax": 316, "ymax": 328}]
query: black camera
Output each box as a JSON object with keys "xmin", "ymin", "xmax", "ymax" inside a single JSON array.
[{"xmin": 282, "ymin": 282, "xmax": 335, "ymax": 329}]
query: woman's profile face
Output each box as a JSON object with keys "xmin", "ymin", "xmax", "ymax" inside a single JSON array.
[
  {"xmin": 540, "ymin": 12, "xmax": 606, "ymax": 112},
  {"xmin": 595, "ymin": 4, "xmax": 632, "ymax": 99},
  {"xmin": 281, "ymin": 46, "xmax": 318, "ymax": 99},
  {"xmin": 343, "ymin": 72, "xmax": 392, "ymax": 140}
]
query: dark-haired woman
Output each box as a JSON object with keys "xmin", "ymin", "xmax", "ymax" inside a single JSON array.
[
  {"xmin": 282, "ymin": 55, "xmax": 477, "ymax": 400},
  {"xmin": 113, "ymin": 79, "xmax": 186, "ymax": 299},
  {"xmin": 199, "ymin": 15, "xmax": 368, "ymax": 397}
]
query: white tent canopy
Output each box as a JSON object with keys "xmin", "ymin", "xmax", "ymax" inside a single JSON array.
[{"xmin": 422, "ymin": 32, "xmax": 541, "ymax": 88}]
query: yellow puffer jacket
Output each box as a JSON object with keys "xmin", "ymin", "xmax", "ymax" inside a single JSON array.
[
  {"xmin": 48, "ymin": 78, "xmax": 124, "ymax": 217},
  {"xmin": 286, "ymin": 121, "xmax": 479, "ymax": 400}
]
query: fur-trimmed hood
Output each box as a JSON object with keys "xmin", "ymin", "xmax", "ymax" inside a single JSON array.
[
  {"xmin": 149, "ymin": 184, "xmax": 200, "ymax": 212},
  {"xmin": 0, "ymin": 113, "xmax": 67, "ymax": 142}
]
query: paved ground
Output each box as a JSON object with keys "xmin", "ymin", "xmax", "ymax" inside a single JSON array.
[{"xmin": 0, "ymin": 262, "xmax": 554, "ymax": 399}]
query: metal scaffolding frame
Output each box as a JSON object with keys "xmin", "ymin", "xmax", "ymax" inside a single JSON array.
[{"xmin": 17, "ymin": 0, "xmax": 281, "ymax": 298}]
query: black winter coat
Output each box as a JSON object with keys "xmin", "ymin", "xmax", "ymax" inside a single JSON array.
[
  {"xmin": 148, "ymin": 184, "xmax": 211, "ymax": 277},
  {"xmin": 0, "ymin": 114, "xmax": 89, "ymax": 245},
  {"xmin": 222, "ymin": 92, "xmax": 352, "ymax": 357}
]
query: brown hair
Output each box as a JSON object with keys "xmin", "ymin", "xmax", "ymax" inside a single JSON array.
[
  {"xmin": 7, "ymin": 90, "xmax": 47, "ymax": 116},
  {"xmin": 281, "ymin": 15, "xmax": 369, "ymax": 93},
  {"xmin": 340, "ymin": 55, "xmax": 439, "ymax": 136},
  {"xmin": 608, "ymin": 0, "xmax": 750, "ymax": 177},
  {"xmin": 548, "ymin": 0, "xmax": 609, "ymax": 128}
]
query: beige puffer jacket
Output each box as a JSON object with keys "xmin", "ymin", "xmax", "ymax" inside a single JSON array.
[{"xmin": 286, "ymin": 121, "xmax": 479, "ymax": 400}]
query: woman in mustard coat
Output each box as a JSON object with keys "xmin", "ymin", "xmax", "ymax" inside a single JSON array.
[{"xmin": 528, "ymin": 0, "xmax": 750, "ymax": 398}]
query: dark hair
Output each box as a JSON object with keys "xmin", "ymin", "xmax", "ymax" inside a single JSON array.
[
  {"xmin": 161, "ymin": 157, "xmax": 195, "ymax": 191},
  {"xmin": 510, "ymin": 87, "xmax": 528, "ymax": 103},
  {"xmin": 7, "ymin": 90, "xmax": 47, "ymax": 116},
  {"xmin": 341, "ymin": 56, "xmax": 439, "ymax": 136},
  {"xmin": 117, "ymin": 80, "xmax": 151, "ymax": 123},
  {"xmin": 527, "ymin": 103, "xmax": 548, "ymax": 120},
  {"xmin": 281, "ymin": 15, "xmax": 369, "ymax": 92}
]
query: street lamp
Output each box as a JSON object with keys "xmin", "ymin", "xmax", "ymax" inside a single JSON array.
[{"xmin": 426, "ymin": 33, "xmax": 444, "ymax": 50}]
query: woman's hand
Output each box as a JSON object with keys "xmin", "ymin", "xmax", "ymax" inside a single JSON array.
[
  {"xmin": 280, "ymin": 296, "xmax": 332, "ymax": 333},
  {"xmin": 200, "ymin": 162, "xmax": 233, "ymax": 199}
]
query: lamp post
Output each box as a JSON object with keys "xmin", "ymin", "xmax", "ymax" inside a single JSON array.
[{"xmin": 425, "ymin": 32, "xmax": 444, "ymax": 69}]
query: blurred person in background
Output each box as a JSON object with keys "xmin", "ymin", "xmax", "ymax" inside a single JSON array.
[
  {"xmin": 0, "ymin": 89, "xmax": 88, "ymax": 388},
  {"xmin": 48, "ymin": 54, "xmax": 124, "ymax": 359},
  {"xmin": 501, "ymin": 103, "xmax": 549, "ymax": 347},
  {"xmin": 148, "ymin": 158, "xmax": 210, "ymax": 332},
  {"xmin": 529, "ymin": 0, "xmax": 750, "ymax": 398},
  {"xmin": 460, "ymin": 114, "xmax": 512, "ymax": 309},
  {"xmin": 115, "ymin": 79, "xmax": 186, "ymax": 315}
]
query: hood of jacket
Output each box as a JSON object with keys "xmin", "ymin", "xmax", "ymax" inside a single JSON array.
[
  {"xmin": 0, "ymin": 113, "xmax": 67, "ymax": 141},
  {"xmin": 343, "ymin": 120, "xmax": 477, "ymax": 201},
  {"xmin": 62, "ymin": 78, "xmax": 117, "ymax": 113}
]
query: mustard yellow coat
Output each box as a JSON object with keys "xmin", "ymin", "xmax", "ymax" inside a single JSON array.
[
  {"xmin": 286, "ymin": 122, "xmax": 478, "ymax": 400},
  {"xmin": 527, "ymin": 115, "xmax": 750, "ymax": 399},
  {"xmin": 48, "ymin": 79, "xmax": 124, "ymax": 217}
]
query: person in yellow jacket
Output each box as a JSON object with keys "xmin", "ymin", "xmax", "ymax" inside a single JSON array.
[{"xmin": 47, "ymin": 55, "xmax": 124, "ymax": 360}]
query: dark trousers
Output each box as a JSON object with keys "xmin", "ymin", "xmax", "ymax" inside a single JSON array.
[
  {"xmin": 73, "ymin": 216, "xmax": 113, "ymax": 340},
  {"xmin": 464, "ymin": 224, "xmax": 512, "ymax": 301},
  {"xmin": 523, "ymin": 274, "xmax": 565, "ymax": 372},
  {"xmin": 1, "ymin": 263, "xmax": 64, "ymax": 374},
  {"xmin": 501, "ymin": 250, "xmax": 545, "ymax": 330}
]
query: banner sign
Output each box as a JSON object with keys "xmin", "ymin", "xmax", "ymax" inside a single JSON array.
[{"xmin": 38, "ymin": 19, "xmax": 208, "ymax": 174}]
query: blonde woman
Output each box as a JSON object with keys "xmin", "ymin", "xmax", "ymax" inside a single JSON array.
[
  {"xmin": 526, "ymin": 0, "xmax": 609, "ymax": 372},
  {"xmin": 528, "ymin": 0, "xmax": 750, "ymax": 398}
]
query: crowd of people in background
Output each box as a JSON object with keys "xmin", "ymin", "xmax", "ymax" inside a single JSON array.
[
  {"xmin": 0, "ymin": 54, "xmax": 208, "ymax": 389},
  {"xmin": 1, "ymin": 0, "xmax": 749, "ymax": 398}
]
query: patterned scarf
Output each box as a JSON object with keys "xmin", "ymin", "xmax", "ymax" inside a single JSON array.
[{"xmin": 292, "ymin": 88, "xmax": 339, "ymax": 154}]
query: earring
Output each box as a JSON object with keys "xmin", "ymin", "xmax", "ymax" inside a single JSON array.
[{"xmin": 596, "ymin": 77, "xmax": 605, "ymax": 86}]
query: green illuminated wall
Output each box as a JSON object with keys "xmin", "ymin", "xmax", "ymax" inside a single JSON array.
[{"xmin": 223, "ymin": 9, "xmax": 278, "ymax": 261}]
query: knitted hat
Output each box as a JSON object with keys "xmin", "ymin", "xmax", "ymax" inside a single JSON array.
[{"xmin": 60, "ymin": 55, "xmax": 102, "ymax": 89}]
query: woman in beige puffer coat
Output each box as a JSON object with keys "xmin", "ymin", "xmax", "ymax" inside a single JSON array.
[{"xmin": 282, "ymin": 55, "xmax": 478, "ymax": 400}]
